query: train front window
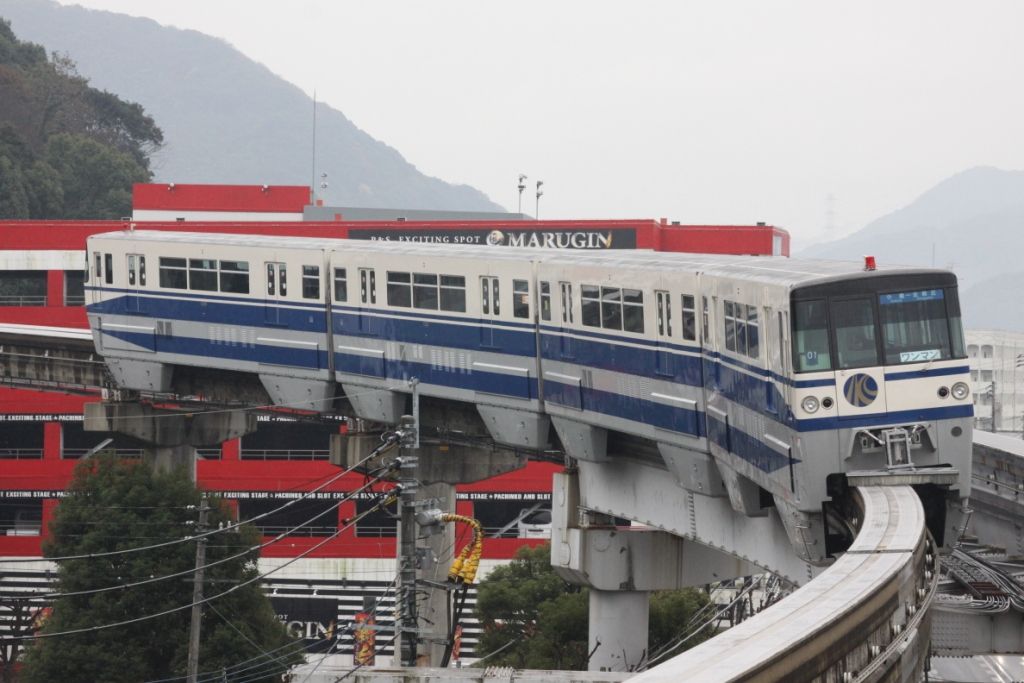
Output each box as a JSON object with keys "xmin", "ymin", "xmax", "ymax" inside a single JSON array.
[
  {"xmin": 879, "ymin": 289, "xmax": 952, "ymax": 364},
  {"xmin": 792, "ymin": 299, "xmax": 831, "ymax": 372},
  {"xmin": 832, "ymin": 298, "xmax": 878, "ymax": 369}
]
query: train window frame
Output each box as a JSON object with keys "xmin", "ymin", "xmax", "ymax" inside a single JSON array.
[
  {"xmin": 560, "ymin": 282, "xmax": 574, "ymax": 324},
  {"xmin": 413, "ymin": 273, "xmax": 439, "ymax": 310},
  {"xmin": 159, "ymin": 257, "xmax": 188, "ymax": 290},
  {"xmin": 333, "ymin": 267, "xmax": 347, "ymax": 302},
  {"xmin": 139, "ymin": 256, "xmax": 146, "ymax": 286},
  {"xmin": 878, "ymin": 288, "xmax": 953, "ymax": 365},
  {"xmin": 746, "ymin": 304, "xmax": 759, "ymax": 359},
  {"xmin": 93, "ymin": 252, "xmax": 101, "ymax": 283},
  {"xmin": 656, "ymin": 291, "xmax": 671, "ymax": 337},
  {"xmin": 387, "ymin": 271, "xmax": 412, "ymax": 308},
  {"xmin": 724, "ymin": 301, "xmax": 736, "ymax": 352},
  {"xmin": 581, "ymin": 285, "xmax": 600, "ymax": 327},
  {"xmin": 830, "ymin": 296, "xmax": 879, "ymax": 370},
  {"xmin": 513, "ymin": 279, "xmax": 530, "ymax": 319},
  {"xmin": 439, "ymin": 274, "xmax": 466, "ymax": 313},
  {"xmin": 188, "ymin": 258, "xmax": 218, "ymax": 292},
  {"xmin": 792, "ymin": 298, "xmax": 833, "ymax": 373},
  {"xmin": 302, "ymin": 265, "xmax": 320, "ymax": 300},
  {"xmin": 218, "ymin": 260, "xmax": 249, "ymax": 294},
  {"xmin": 539, "ymin": 281, "xmax": 552, "ymax": 322},
  {"xmin": 681, "ymin": 294, "xmax": 696, "ymax": 341},
  {"xmin": 103, "ymin": 253, "xmax": 113, "ymax": 284},
  {"xmin": 84, "ymin": 250, "xmax": 90, "ymax": 283},
  {"xmin": 622, "ymin": 288, "xmax": 644, "ymax": 333},
  {"xmin": 127, "ymin": 254, "xmax": 136, "ymax": 286}
]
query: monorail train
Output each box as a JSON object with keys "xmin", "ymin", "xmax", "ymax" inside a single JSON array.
[{"xmin": 84, "ymin": 231, "xmax": 973, "ymax": 561}]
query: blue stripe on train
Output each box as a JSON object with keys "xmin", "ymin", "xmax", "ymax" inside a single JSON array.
[{"xmin": 101, "ymin": 330, "xmax": 329, "ymax": 369}]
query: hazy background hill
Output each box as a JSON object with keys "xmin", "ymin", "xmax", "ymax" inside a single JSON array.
[
  {"xmin": 0, "ymin": 0, "xmax": 503, "ymax": 212},
  {"xmin": 800, "ymin": 166, "xmax": 1024, "ymax": 331}
]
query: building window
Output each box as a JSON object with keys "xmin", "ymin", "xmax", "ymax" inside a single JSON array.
[
  {"xmin": 971, "ymin": 369, "xmax": 979, "ymax": 381},
  {"xmin": 967, "ymin": 344, "xmax": 978, "ymax": 357},
  {"xmin": 981, "ymin": 370, "xmax": 993, "ymax": 382},
  {"xmin": 982, "ymin": 345, "xmax": 994, "ymax": 359},
  {"xmin": 302, "ymin": 265, "xmax": 320, "ymax": 299},
  {"xmin": 0, "ymin": 270, "xmax": 47, "ymax": 306},
  {"xmin": 65, "ymin": 270, "xmax": 85, "ymax": 305}
]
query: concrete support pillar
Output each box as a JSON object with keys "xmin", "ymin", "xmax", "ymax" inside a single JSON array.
[
  {"xmin": 143, "ymin": 444, "xmax": 198, "ymax": 478},
  {"xmin": 589, "ymin": 589, "xmax": 650, "ymax": 672}
]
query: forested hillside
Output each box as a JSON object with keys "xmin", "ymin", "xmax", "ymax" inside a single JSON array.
[{"xmin": 0, "ymin": 19, "xmax": 162, "ymax": 218}]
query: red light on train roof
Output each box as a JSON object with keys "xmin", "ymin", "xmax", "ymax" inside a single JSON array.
[{"xmin": 864, "ymin": 256, "xmax": 876, "ymax": 271}]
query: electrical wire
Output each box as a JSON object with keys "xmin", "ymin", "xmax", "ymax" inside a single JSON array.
[
  {"xmin": 0, "ymin": 433, "xmax": 400, "ymax": 564},
  {"xmin": 0, "ymin": 489, "xmax": 400, "ymax": 643},
  {"xmin": 0, "ymin": 472, "xmax": 394, "ymax": 601}
]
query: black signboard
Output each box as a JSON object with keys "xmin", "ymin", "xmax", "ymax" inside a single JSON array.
[
  {"xmin": 271, "ymin": 596, "xmax": 338, "ymax": 653},
  {"xmin": 348, "ymin": 227, "xmax": 637, "ymax": 249}
]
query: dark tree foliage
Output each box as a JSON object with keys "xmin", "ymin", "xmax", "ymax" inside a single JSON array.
[
  {"xmin": 20, "ymin": 455, "xmax": 302, "ymax": 683},
  {"xmin": 0, "ymin": 19, "xmax": 162, "ymax": 219},
  {"xmin": 474, "ymin": 543, "xmax": 714, "ymax": 671}
]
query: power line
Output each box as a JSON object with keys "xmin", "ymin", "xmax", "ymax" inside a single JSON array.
[
  {"xmin": 0, "ymin": 491, "xmax": 400, "ymax": 643},
  {"xmin": 0, "ymin": 433, "xmax": 400, "ymax": 564}
]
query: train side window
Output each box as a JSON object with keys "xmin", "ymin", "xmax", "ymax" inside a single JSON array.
[
  {"xmin": 159, "ymin": 257, "xmax": 188, "ymax": 290},
  {"xmin": 792, "ymin": 299, "xmax": 832, "ymax": 372},
  {"xmin": 279, "ymin": 265, "xmax": 287, "ymax": 296},
  {"xmin": 302, "ymin": 265, "xmax": 320, "ymax": 299},
  {"xmin": 481, "ymin": 277, "xmax": 489, "ymax": 315},
  {"xmin": 188, "ymin": 259, "xmax": 217, "ymax": 291},
  {"xmin": 387, "ymin": 271, "xmax": 412, "ymax": 308},
  {"xmin": 513, "ymin": 279, "xmax": 530, "ymax": 319},
  {"xmin": 139, "ymin": 256, "xmax": 146, "ymax": 286},
  {"xmin": 127, "ymin": 254, "xmax": 136, "ymax": 285},
  {"xmin": 702, "ymin": 296, "xmax": 710, "ymax": 346},
  {"xmin": 94, "ymin": 252, "xmax": 101, "ymax": 283},
  {"xmin": 601, "ymin": 288, "xmax": 623, "ymax": 331},
  {"xmin": 333, "ymin": 268, "xmax": 347, "ymax": 302},
  {"xmin": 492, "ymin": 278, "xmax": 500, "ymax": 315},
  {"xmin": 560, "ymin": 282, "xmax": 574, "ymax": 324},
  {"xmin": 414, "ymin": 273, "xmax": 439, "ymax": 310},
  {"xmin": 104, "ymin": 253, "xmax": 113, "ymax": 284},
  {"xmin": 440, "ymin": 275, "xmax": 466, "ymax": 312},
  {"xmin": 724, "ymin": 301, "xmax": 736, "ymax": 352},
  {"xmin": 219, "ymin": 261, "xmax": 249, "ymax": 294},
  {"xmin": 581, "ymin": 285, "xmax": 600, "ymax": 327},
  {"xmin": 540, "ymin": 282, "xmax": 552, "ymax": 322},
  {"xmin": 622, "ymin": 289, "xmax": 644, "ymax": 333},
  {"xmin": 681, "ymin": 295, "xmax": 696, "ymax": 341},
  {"xmin": 267, "ymin": 263, "xmax": 275, "ymax": 295},
  {"xmin": 746, "ymin": 305, "xmax": 759, "ymax": 359}
]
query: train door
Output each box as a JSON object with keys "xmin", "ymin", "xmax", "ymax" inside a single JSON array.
[
  {"xmin": 558, "ymin": 281, "xmax": 574, "ymax": 359},
  {"xmin": 264, "ymin": 262, "xmax": 287, "ymax": 325},
  {"xmin": 125, "ymin": 253, "xmax": 145, "ymax": 313},
  {"xmin": 480, "ymin": 276, "xmax": 500, "ymax": 348},
  {"xmin": 358, "ymin": 268, "xmax": 376, "ymax": 334},
  {"xmin": 654, "ymin": 291, "xmax": 673, "ymax": 376}
]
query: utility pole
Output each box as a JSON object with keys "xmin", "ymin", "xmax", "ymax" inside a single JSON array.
[
  {"xmin": 535, "ymin": 180, "xmax": 544, "ymax": 220},
  {"xmin": 517, "ymin": 174, "xmax": 527, "ymax": 214},
  {"xmin": 186, "ymin": 496, "xmax": 210, "ymax": 683},
  {"xmin": 397, "ymin": 405, "xmax": 420, "ymax": 667}
]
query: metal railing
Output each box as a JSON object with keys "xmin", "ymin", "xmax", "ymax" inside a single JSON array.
[
  {"xmin": 0, "ymin": 449, "xmax": 43, "ymax": 459},
  {"xmin": 239, "ymin": 449, "xmax": 330, "ymax": 461},
  {"xmin": 0, "ymin": 295, "xmax": 47, "ymax": 306}
]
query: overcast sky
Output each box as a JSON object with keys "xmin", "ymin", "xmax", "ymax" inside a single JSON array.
[{"xmin": 55, "ymin": 1, "xmax": 1024, "ymax": 246}]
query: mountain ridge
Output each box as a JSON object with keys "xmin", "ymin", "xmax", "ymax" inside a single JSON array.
[{"xmin": 0, "ymin": 0, "xmax": 504, "ymax": 212}]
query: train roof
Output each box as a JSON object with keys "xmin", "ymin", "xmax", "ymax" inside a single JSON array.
[{"xmin": 91, "ymin": 230, "xmax": 953, "ymax": 290}]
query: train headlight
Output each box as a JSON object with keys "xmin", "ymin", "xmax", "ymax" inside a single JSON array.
[
  {"xmin": 951, "ymin": 382, "xmax": 970, "ymax": 400},
  {"xmin": 801, "ymin": 396, "xmax": 820, "ymax": 414}
]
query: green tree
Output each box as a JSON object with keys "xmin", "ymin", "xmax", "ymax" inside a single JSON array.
[
  {"xmin": 0, "ymin": 19, "xmax": 162, "ymax": 219},
  {"xmin": 20, "ymin": 454, "xmax": 302, "ymax": 683},
  {"xmin": 474, "ymin": 543, "xmax": 713, "ymax": 671}
]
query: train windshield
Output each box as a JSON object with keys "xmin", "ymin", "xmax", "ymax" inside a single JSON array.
[
  {"xmin": 792, "ymin": 281, "xmax": 965, "ymax": 373},
  {"xmin": 880, "ymin": 289, "xmax": 963, "ymax": 365}
]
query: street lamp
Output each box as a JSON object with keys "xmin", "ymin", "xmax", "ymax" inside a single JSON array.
[
  {"xmin": 517, "ymin": 174, "xmax": 527, "ymax": 214},
  {"xmin": 535, "ymin": 180, "xmax": 544, "ymax": 220}
]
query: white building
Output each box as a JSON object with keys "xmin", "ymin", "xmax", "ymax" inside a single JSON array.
[{"xmin": 966, "ymin": 329, "xmax": 1024, "ymax": 434}]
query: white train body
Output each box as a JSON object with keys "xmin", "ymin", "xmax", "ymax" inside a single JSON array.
[{"xmin": 85, "ymin": 231, "xmax": 973, "ymax": 557}]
